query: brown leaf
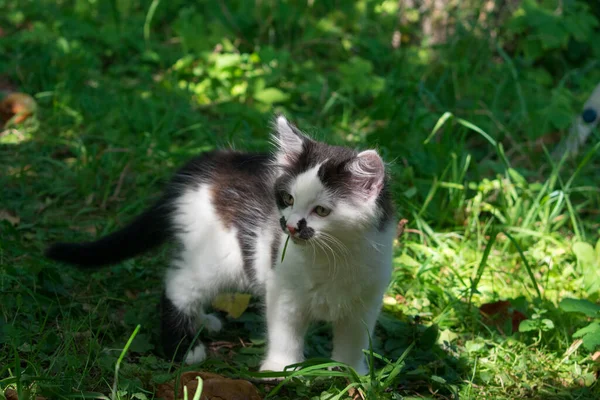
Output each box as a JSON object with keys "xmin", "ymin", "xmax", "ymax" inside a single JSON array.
[
  {"xmin": 479, "ymin": 300, "xmax": 527, "ymax": 334},
  {"xmin": 1, "ymin": 92, "xmax": 37, "ymax": 126},
  {"xmin": 4, "ymin": 388, "xmax": 46, "ymax": 400},
  {"xmin": 511, "ymin": 310, "xmax": 527, "ymax": 333},
  {"xmin": 0, "ymin": 209, "xmax": 20, "ymax": 226},
  {"xmin": 592, "ymin": 351, "xmax": 600, "ymax": 362},
  {"xmin": 156, "ymin": 371, "xmax": 262, "ymax": 400}
]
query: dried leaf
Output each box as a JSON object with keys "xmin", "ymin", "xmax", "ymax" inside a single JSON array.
[
  {"xmin": 563, "ymin": 339, "xmax": 584, "ymax": 359},
  {"xmin": 156, "ymin": 371, "xmax": 262, "ymax": 400},
  {"xmin": 4, "ymin": 388, "xmax": 46, "ymax": 400},
  {"xmin": 396, "ymin": 218, "xmax": 409, "ymax": 239},
  {"xmin": 0, "ymin": 92, "xmax": 37, "ymax": 126},
  {"xmin": 212, "ymin": 293, "xmax": 251, "ymax": 319},
  {"xmin": 479, "ymin": 300, "xmax": 527, "ymax": 333}
]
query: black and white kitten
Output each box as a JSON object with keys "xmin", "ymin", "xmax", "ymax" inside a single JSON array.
[{"xmin": 46, "ymin": 116, "xmax": 396, "ymax": 374}]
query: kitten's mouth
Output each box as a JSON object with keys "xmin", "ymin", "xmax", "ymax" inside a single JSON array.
[
  {"xmin": 290, "ymin": 235, "xmax": 308, "ymax": 245},
  {"xmin": 282, "ymin": 229, "xmax": 309, "ymax": 245}
]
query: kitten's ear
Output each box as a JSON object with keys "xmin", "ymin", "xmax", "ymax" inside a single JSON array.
[
  {"xmin": 347, "ymin": 150, "xmax": 385, "ymax": 199},
  {"xmin": 272, "ymin": 115, "xmax": 306, "ymax": 166}
]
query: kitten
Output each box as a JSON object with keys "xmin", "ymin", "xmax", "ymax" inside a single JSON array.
[{"xmin": 46, "ymin": 116, "xmax": 396, "ymax": 374}]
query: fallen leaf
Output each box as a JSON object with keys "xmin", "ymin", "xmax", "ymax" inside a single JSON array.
[
  {"xmin": 0, "ymin": 209, "xmax": 20, "ymax": 226},
  {"xmin": 0, "ymin": 92, "xmax": 37, "ymax": 126},
  {"xmin": 479, "ymin": 300, "xmax": 527, "ymax": 334},
  {"xmin": 5, "ymin": 388, "xmax": 46, "ymax": 400},
  {"xmin": 156, "ymin": 371, "xmax": 262, "ymax": 400},
  {"xmin": 592, "ymin": 351, "xmax": 600, "ymax": 362},
  {"xmin": 212, "ymin": 293, "xmax": 251, "ymax": 319},
  {"xmin": 511, "ymin": 310, "xmax": 527, "ymax": 333}
]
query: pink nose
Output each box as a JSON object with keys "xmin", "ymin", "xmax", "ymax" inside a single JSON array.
[{"xmin": 287, "ymin": 225, "xmax": 297, "ymax": 235}]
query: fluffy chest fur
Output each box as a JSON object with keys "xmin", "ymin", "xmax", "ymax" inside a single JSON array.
[{"xmin": 271, "ymin": 226, "xmax": 394, "ymax": 322}]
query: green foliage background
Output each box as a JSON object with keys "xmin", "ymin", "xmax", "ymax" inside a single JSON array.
[{"xmin": 1, "ymin": 0, "xmax": 600, "ymax": 399}]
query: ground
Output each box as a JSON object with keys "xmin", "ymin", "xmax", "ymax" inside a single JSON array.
[{"xmin": 1, "ymin": 1, "xmax": 600, "ymax": 399}]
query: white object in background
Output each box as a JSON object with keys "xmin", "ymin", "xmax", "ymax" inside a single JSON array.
[{"xmin": 554, "ymin": 82, "xmax": 600, "ymax": 159}]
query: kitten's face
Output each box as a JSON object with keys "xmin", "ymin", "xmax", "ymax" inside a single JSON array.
[{"xmin": 272, "ymin": 116, "xmax": 389, "ymax": 244}]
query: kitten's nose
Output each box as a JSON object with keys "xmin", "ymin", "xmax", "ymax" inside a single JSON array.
[{"xmin": 286, "ymin": 225, "xmax": 297, "ymax": 235}]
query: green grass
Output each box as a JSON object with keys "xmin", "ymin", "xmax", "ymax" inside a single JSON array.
[{"xmin": 2, "ymin": 0, "xmax": 600, "ymax": 399}]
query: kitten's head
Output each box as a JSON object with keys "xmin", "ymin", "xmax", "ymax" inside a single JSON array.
[{"xmin": 272, "ymin": 115, "xmax": 393, "ymax": 243}]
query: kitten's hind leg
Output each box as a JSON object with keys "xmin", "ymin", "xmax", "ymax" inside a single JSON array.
[
  {"xmin": 160, "ymin": 292, "xmax": 198, "ymax": 362},
  {"xmin": 161, "ymin": 267, "xmax": 223, "ymax": 364}
]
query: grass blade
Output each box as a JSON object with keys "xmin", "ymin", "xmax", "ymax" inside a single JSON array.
[
  {"xmin": 143, "ymin": 0, "xmax": 161, "ymax": 46},
  {"xmin": 424, "ymin": 111, "xmax": 453, "ymax": 144},
  {"xmin": 503, "ymin": 231, "xmax": 543, "ymax": 300},
  {"xmin": 468, "ymin": 231, "xmax": 499, "ymax": 307},
  {"xmin": 111, "ymin": 325, "xmax": 141, "ymax": 400}
]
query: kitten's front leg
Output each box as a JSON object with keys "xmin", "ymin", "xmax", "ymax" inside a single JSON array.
[
  {"xmin": 260, "ymin": 284, "xmax": 309, "ymax": 372},
  {"xmin": 331, "ymin": 310, "xmax": 379, "ymax": 375}
]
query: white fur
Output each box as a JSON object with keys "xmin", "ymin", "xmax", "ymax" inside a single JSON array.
[
  {"xmin": 184, "ymin": 344, "xmax": 207, "ymax": 364},
  {"xmin": 166, "ymin": 185, "xmax": 247, "ymax": 364},
  {"xmin": 166, "ymin": 139, "xmax": 394, "ymax": 374}
]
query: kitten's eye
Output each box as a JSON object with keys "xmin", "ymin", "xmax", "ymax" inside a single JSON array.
[
  {"xmin": 314, "ymin": 206, "xmax": 330, "ymax": 217},
  {"xmin": 282, "ymin": 192, "xmax": 294, "ymax": 206}
]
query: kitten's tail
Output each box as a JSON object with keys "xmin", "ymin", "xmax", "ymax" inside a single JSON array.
[{"xmin": 45, "ymin": 202, "xmax": 171, "ymax": 268}]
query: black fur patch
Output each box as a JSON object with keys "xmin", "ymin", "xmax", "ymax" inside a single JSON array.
[
  {"xmin": 160, "ymin": 293, "xmax": 196, "ymax": 361},
  {"xmin": 296, "ymin": 218, "xmax": 315, "ymax": 239},
  {"xmin": 205, "ymin": 152, "xmax": 276, "ymax": 282}
]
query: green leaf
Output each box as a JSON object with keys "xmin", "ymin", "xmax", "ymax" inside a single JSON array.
[
  {"xmin": 393, "ymin": 253, "xmax": 420, "ymax": 268},
  {"xmin": 582, "ymin": 332, "xmax": 600, "ymax": 352},
  {"xmin": 559, "ymin": 298, "xmax": 600, "ymax": 318},
  {"xmin": 465, "ymin": 339, "xmax": 485, "ymax": 353},
  {"xmin": 519, "ymin": 319, "xmax": 538, "ymax": 332},
  {"xmin": 214, "ymin": 53, "xmax": 241, "ymax": 69},
  {"xmin": 254, "ymin": 88, "xmax": 290, "ymax": 104},
  {"xmin": 437, "ymin": 329, "xmax": 458, "ymax": 345},
  {"xmin": 573, "ymin": 322, "xmax": 600, "ymax": 351},
  {"xmin": 129, "ymin": 333, "xmax": 154, "ymax": 353},
  {"xmin": 541, "ymin": 319, "xmax": 554, "ymax": 331},
  {"xmin": 573, "ymin": 322, "xmax": 600, "ymax": 339},
  {"xmin": 572, "ymin": 242, "xmax": 597, "ymax": 267}
]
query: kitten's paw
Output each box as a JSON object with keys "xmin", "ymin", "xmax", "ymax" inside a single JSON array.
[
  {"xmin": 184, "ymin": 344, "xmax": 207, "ymax": 365},
  {"xmin": 201, "ymin": 313, "xmax": 222, "ymax": 333}
]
